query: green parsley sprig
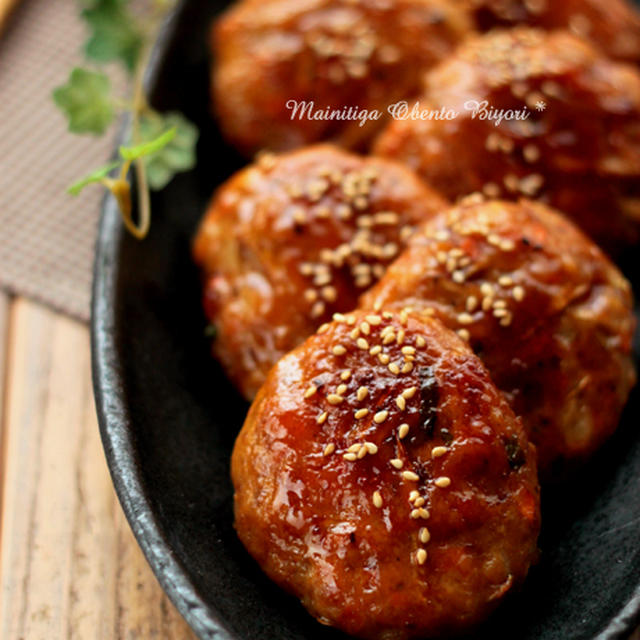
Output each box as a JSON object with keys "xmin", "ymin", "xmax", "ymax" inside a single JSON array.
[{"xmin": 53, "ymin": 0, "xmax": 199, "ymax": 239}]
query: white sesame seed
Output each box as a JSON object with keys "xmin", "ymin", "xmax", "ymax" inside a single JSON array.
[
  {"xmin": 466, "ymin": 296, "xmax": 478, "ymax": 313},
  {"xmin": 434, "ymin": 476, "xmax": 451, "ymax": 488},
  {"xmin": 419, "ymin": 528, "xmax": 430, "ymax": 544},
  {"xmin": 432, "ymin": 446, "xmax": 449, "ymax": 458},
  {"xmin": 360, "ymin": 321, "xmax": 371, "ymax": 335},
  {"xmin": 357, "ymin": 445, "xmax": 368, "ymax": 459},
  {"xmin": 366, "ymin": 314, "xmax": 382, "ymax": 325},
  {"xmin": 402, "ymin": 471, "xmax": 420, "ymax": 481},
  {"xmin": 513, "ymin": 286, "xmax": 525, "ymax": 301},
  {"xmin": 348, "ymin": 443, "xmax": 361, "ymax": 453},
  {"xmin": 332, "ymin": 345, "xmax": 346, "ymax": 356},
  {"xmin": 396, "ymin": 395, "xmax": 406, "ymax": 410},
  {"xmin": 417, "ymin": 508, "xmax": 430, "ymax": 519},
  {"xmin": 304, "ymin": 385, "xmax": 317, "ymax": 399},
  {"xmin": 401, "ymin": 362, "xmax": 414, "ymax": 374},
  {"xmin": 355, "ymin": 408, "xmax": 369, "ymax": 419},
  {"xmin": 499, "ymin": 275, "xmax": 514, "ymax": 287},
  {"xmin": 373, "ymin": 491, "xmax": 383, "ymax": 508},
  {"xmin": 414, "ymin": 496, "xmax": 425, "ymax": 507},
  {"xmin": 356, "ymin": 338, "xmax": 369, "ymax": 350},
  {"xmin": 403, "ymin": 386, "xmax": 417, "ymax": 399},
  {"xmin": 323, "ymin": 443, "xmax": 335, "ymax": 456},
  {"xmin": 327, "ymin": 394, "xmax": 344, "ymax": 405},
  {"xmin": 457, "ymin": 312, "xmax": 474, "ymax": 325},
  {"xmin": 341, "ymin": 370, "xmax": 352, "ymax": 381},
  {"xmin": 457, "ymin": 329, "xmax": 471, "ymax": 341},
  {"xmin": 397, "ymin": 329, "xmax": 406, "ymax": 344},
  {"xmin": 357, "ymin": 386, "xmax": 368, "ymax": 401},
  {"xmin": 383, "ymin": 333, "xmax": 395, "ymax": 345},
  {"xmin": 389, "ymin": 362, "xmax": 400, "ymax": 375},
  {"xmin": 452, "ymin": 271, "xmax": 466, "ymax": 283},
  {"xmin": 374, "ymin": 410, "xmax": 388, "ymax": 424},
  {"xmin": 378, "ymin": 353, "xmax": 390, "ymax": 364},
  {"xmin": 410, "ymin": 509, "xmax": 421, "ymax": 519},
  {"xmin": 401, "ymin": 346, "xmax": 415, "ymax": 355},
  {"xmin": 365, "ymin": 442, "xmax": 378, "ymax": 454},
  {"xmin": 343, "ymin": 453, "xmax": 357, "ymax": 461},
  {"xmin": 369, "ymin": 345, "xmax": 382, "ymax": 356},
  {"xmin": 336, "ymin": 384, "xmax": 347, "ymax": 395},
  {"xmin": 409, "ymin": 490, "xmax": 420, "ymax": 502},
  {"xmin": 416, "ymin": 336, "xmax": 426, "ymax": 348},
  {"xmin": 399, "ymin": 423, "xmax": 410, "ymax": 439},
  {"xmin": 350, "ymin": 327, "xmax": 361, "ymax": 340},
  {"xmin": 317, "ymin": 412, "xmax": 328, "ymax": 424},
  {"xmin": 317, "ymin": 323, "xmax": 330, "ymax": 334},
  {"xmin": 390, "ymin": 458, "xmax": 403, "ymax": 469}
]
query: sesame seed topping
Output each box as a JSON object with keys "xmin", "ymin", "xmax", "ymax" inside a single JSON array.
[
  {"xmin": 388, "ymin": 362, "xmax": 400, "ymax": 374},
  {"xmin": 419, "ymin": 528, "xmax": 430, "ymax": 544},
  {"xmin": 356, "ymin": 338, "xmax": 369, "ymax": 350},
  {"xmin": 360, "ymin": 322, "xmax": 371, "ymax": 335},
  {"xmin": 323, "ymin": 443, "xmax": 335, "ymax": 456},
  {"xmin": 457, "ymin": 329, "xmax": 471, "ymax": 341},
  {"xmin": 396, "ymin": 395, "xmax": 406, "ymax": 410},
  {"xmin": 416, "ymin": 336, "xmax": 426, "ymax": 348},
  {"xmin": 378, "ymin": 353, "xmax": 390, "ymax": 364},
  {"xmin": 410, "ymin": 509, "xmax": 421, "ymax": 519},
  {"xmin": 397, "ymin": 329, "xmax": 406, "ymax": 344},
  {"xmin": 402, "ymin": 471, "xmax": 420, "ymax": 481},
  {"xmin": 327, "ymin": 394, "xmax": 344, "ymax": 405},
  {"xmin": 304, "ymin": 385, "xmax": 317, "ymax": 399},
  {"xmin": 369, "ymin": 345, "xmax": 382, "ymax": 356},
  {"xmin": 401, "ymin": 362, "xmax": 414, "ymax": 374},
  {"xmin": 357, "ymin": 445, "xmax": 368, "ymax": 459},
  {"xmin": 350, "ymin": 328, "xmax": 361, "ymax": 340},
  {"xmin": 355, "ymin": 408, "xmax": 369, "ymax": 419},
  {"xmin": 365, "ymin": 442, "xmax": 378, "ymax": 454},
  {"xmin": 311, "ymin": 301, "xmax": 325, "ymax": 318},
  {"xmin": 336, "ymin": 384, "xmax": 347, "ymax": 395},
  {"xmin": 366, "ymin": 314, "xmax": 382, "ymax": 325},
  {"xmin": 409, "ymin": 490, "xmax": 420, "ymax": 502},
  {"xmin": 466, "ymin": 296, "xmax": 478, "ymax": 313},
  {"xmin": 332, "ymin": 345, "xmax": 346, "ymax": 356},
  {"xmin": 432, "ymin": 446, "xmax": 449, "ymax": 458},
  {"xmin": 414, "ymin": 497, "xmax": 425, "ymax": 507},
  {"xmin": 373, "ymin": 491, "xmax": 383, "ymax": 508},
  {"xmin": 399, "ymin": 423, "xmax": 410, "ymax": 439},
  {"xmin": 374, "ymin": 410, "xmax": 389, "ymax": 424},
  {"xmin": 434, "ymin": 476, "xmax": 451, "ymax": 488},
  {"xmin": 317, "ymin": 411, "xmax": 328, "ymax": 424},
  {"xmin": 401, "ymin": 346, "xmax": 416, "ymax": 355},
  {"xmin": 457, "ymin": 312, "xmax": 474, "ymax": 325},
  {"xmin": 390, "ymin": 458, "xmax": 403, "ymax": 469},
  {"xmin": 317, "ymin": 323, "xmax": 330, "ymax": 334},
  {"xmin": 513, "ymin": 286, "xmax": 525, "ymax": 301},
  {"xmin": 343, "ymin": 453, "xmax": 358, "ymax": 461},
  {"xmin": 348, "ymin": 443, "xmax": 361, "ymax": 453},
  {"xmin": 357, "ymin": 386, "xmax": 369, "ymax": 401},
  {"xmin": 417, "ymin": 508, "xmax": 430, "ymax": 519},
  {"xmin": 341, "ymin": 370, "xmax": 352, "ymax": 381},
  {"xmin": 499, "ymin": 275, "xmax": 514, "ymax": 287},
  {"xmin": 382, "ymin": 333, "xmax": 395, "ymax": 345}
]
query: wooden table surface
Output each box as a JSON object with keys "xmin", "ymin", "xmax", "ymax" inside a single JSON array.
[{"xmin": 0, "ymin": 293, "xmax": 197, "ymax": 639}]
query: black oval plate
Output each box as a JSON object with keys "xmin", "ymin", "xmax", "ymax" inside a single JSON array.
[{"xmin": 91, "ymin": 2, "xmax": 640, "ymax": 638}]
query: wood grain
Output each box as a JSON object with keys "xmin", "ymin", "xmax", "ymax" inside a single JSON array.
[
  {"xmin": 0, "ymin": 298, "xmax": 196, "ymax": 639},
  {"xmin": 0, "ymin": 0, "xmax": 20, "ymax": 33}
]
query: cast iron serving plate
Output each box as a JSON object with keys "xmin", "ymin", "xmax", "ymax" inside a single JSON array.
[{"xmin": 91, "ymin": 1, "xmax": 640, "ymax": 638}]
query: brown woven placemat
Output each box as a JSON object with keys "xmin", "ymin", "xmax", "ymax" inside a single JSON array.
[{"xmin": 0, "ymin": 0, "xmax": 130, "ymax": 322}]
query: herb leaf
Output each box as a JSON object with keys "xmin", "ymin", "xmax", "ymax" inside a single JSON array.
[
  {"xmin": 53, "ymin": 68, "xmax": 115, "ymax": 135},
  {"xmin": 68, "ymin": 160, "xmax": 121, "ymax": 195},
  {"xmin": 139, "ymin": 112, "xmax": 199, "ymax": 190},
  {"xmin": 119, "ymin": 127, "xmax": 176, "ymax": 161},
  {"xmin": 82, "ymin": 0, "xmax": 144, "ymax": 73}
]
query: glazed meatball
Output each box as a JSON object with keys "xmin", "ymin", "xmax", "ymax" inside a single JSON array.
[
  {"xmin": 232, "ymin": 309, "xmax": 540, "ymax": 639},
  {"xmin": 211, "ymin": 0, "xmax": 473, "ymax": 155},
  {"xmin": 361, "ymin": 198, "xmax": 637, "ymax": 477},
  {"xmin": 193, "ymin": 145, "xmax": 447, "ymax": 399},
  {"xmin": 374, "ymin": 28, "xmax": 640, "ymax": 253},
  {"xmin": 459, "ymin": 0, "xmax": 640, "ymax": 63}
]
